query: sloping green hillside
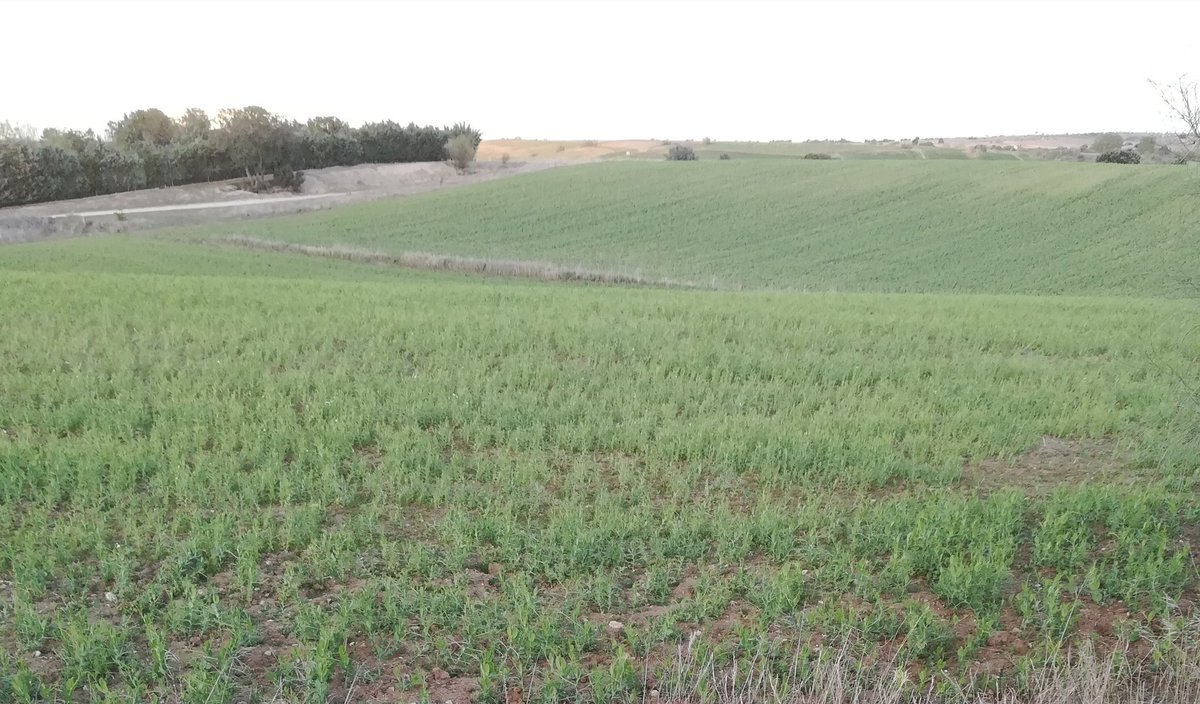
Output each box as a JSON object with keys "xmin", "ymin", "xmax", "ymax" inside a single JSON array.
[{"xmin": 196, "ymin": 160, "xmax": 1200, "ymax": 296}]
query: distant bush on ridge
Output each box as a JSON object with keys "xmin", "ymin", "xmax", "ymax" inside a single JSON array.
[
  {"xmin": 1096, "ymin": 150, "xmax": 1140, "ymax": 164},
  {"xmin": 666, "ymin": 144, "xmax": 697, "ymax": 161}
]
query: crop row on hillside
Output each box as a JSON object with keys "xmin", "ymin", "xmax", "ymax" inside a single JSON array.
[{"xmin": 187, "ymin": 160, "xmax": 1200, "ymax": 298}]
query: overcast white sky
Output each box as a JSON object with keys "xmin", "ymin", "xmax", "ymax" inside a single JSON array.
[{"xmin": 3, "ymin": 0, "xmax": 1198, "ymax": 141}]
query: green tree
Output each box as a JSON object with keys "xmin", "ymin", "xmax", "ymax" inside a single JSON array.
[
  {"xmin": 177, "ymin": 108, "xmax": 212, "ymax": 141},
  {"xmin": 107, "ymin": 108, "xmax": 179, "ymax": 147},
  {"xmin": 1136, "ymin": 135, "xmax": 1157, "ymax": 154},
  {"xmin": 40, "ymin": 128, "xmax": 98, "ymax": 153},
  {"xmin": 306, "ymin": 116, "xmax": 352, "ymax": 136},
  {"xmin": 214, "ymin": 106, "xmax": 294, "ymax": 177}
]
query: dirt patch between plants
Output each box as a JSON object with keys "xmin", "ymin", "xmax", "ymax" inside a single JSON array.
[{"xmin": 962, "ymin": 435, "xmax": 1145, "ymax": 494}]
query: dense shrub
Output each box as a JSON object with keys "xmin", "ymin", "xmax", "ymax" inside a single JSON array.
[
  {"xmin": 0, "ymin": 141, "xmax": 39, "ymax": 205},
  {"xmin": 139, "ymin": 145, "xmax": 183, "ymax": 188},
  {"xmin": 88, "ymin": 143, "xmax": 147, "ymax": 193},
  {"xmin": 804, "ymin": 153, "xmax": 833, "ymax": 160},
  {"xmin": 0, "ymin": 107, "xmax": 482, "ymax": 207},
  {"xmin": 171, "ymin": 139, "xmax": 233, "ymax": 184},
  {"xmin": 719, "ymin": 153, "xmax": 731, "ymax": 160},
  {"xmin": 1096, "ymin": 150, "xmax": 1140, "ymax": 164},
  {"xmin": 445, "ymin": 134, "xmax": 477, "ymax": 171},
  {"xmin": 35, "ymin": 146, "xmax": 89, "ymax": 200},
  {"xmin": 299, "ymin": 132, "xmax": 363, "ymax": 170},
  {"xmin": 666, "ymin": 144, "xmax": 697, "ymax": 161},
  {"xmin": 0, "ymin": 142, "xmax": 91, "ymax": 205},
  {"xmin": 448, "ymin": 122, "xmax": 483, "ymax": 150},
  {"xmin": 0, "ymin": 129, "xmax": 221, "ymax": 203},
  {"xmin": 356, "ymin": 121, "xmax": 449, "ymax": 164}
]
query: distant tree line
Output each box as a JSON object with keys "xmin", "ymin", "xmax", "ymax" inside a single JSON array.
[{"xmin": 0, "ymin": 108, "xmax": 481, "ymax": 207}]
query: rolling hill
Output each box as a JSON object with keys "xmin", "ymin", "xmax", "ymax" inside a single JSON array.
[{"xmin": 189, "ymin": 160, "xmax": 1200, "ymax": 297}]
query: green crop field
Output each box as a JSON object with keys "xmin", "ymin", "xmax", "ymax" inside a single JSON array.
[
  {"xmin": 187, "ymin": 160, "xmax": 1200, "ymax": 298},
  {"xmin": 2, "ymin": 158, "xmax": 1200, "ymax": 703},
  {"xmin": 605, "ymin": 142, "xmax": 971, "ymax": 161}
]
